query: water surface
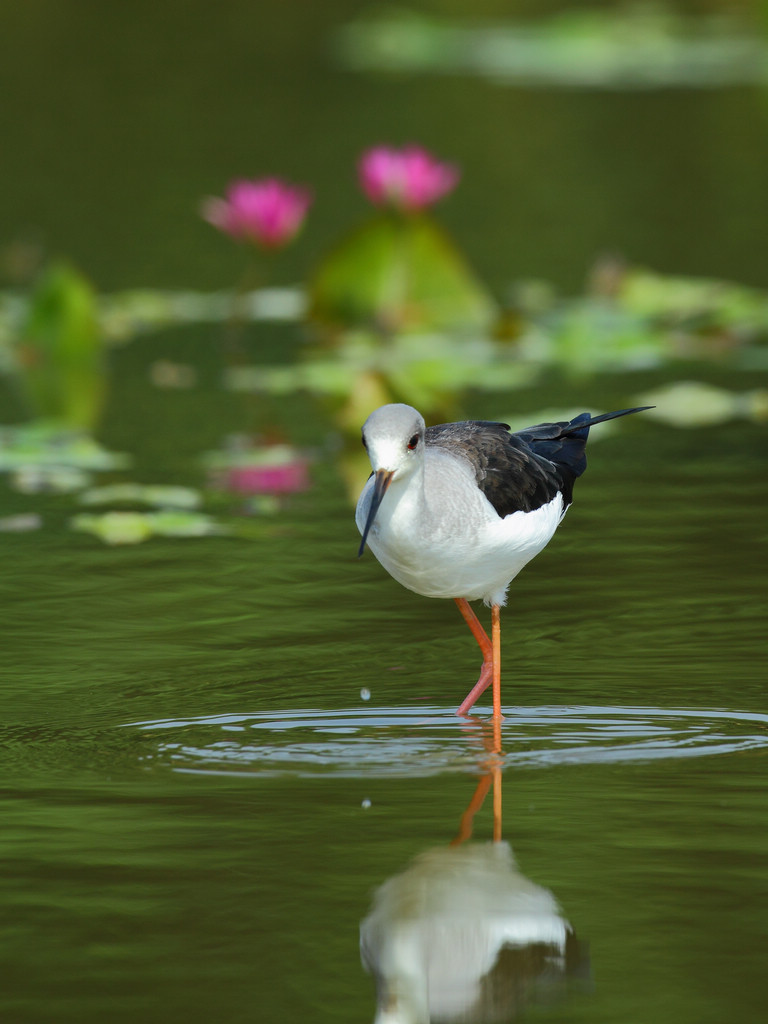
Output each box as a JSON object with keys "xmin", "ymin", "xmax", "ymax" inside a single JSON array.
[
  {"xmin": 1, "ymin": 2, "xmax": 767, "ymax": 1019},
  {"xmin": 2, "ymin": 353, "xmax": 766, "ymax": 1020}
]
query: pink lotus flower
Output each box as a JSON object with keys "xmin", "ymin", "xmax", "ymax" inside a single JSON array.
[
  {"xmin": 202, "ymin": 178, "xmax": 313, "ymax": 249},
  {"xmin": 206, "ymin": 441, "xmax": 310, "ymax": 497},
  {"xmin": 358, "ymin": 145, "xmax": 460, "ymax": 211},
  {"xmin": 225, "ymin": 460, "xmax": 309, "ymax": 496}
]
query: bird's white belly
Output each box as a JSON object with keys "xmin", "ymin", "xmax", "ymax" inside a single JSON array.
[{"xmin": 357, "ymin": 454, "xmax": 565, "ymax": 607}]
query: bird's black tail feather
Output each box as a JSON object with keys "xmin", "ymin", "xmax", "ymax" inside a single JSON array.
[
  {"xmin": 569, "ymin": 405, "xmax": 654, "ymax": 435},
  {"xmin": 515, "ymin": 405, "xmax": 653, "ymax": 484},
  {"xmin": 515, "ymin": 405, "xmax": 653, "ymax": 444}
]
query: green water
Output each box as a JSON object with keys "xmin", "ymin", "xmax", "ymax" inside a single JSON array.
[
  {"xmin": 2, "ymin": 2, "xmax": 768, "ymax": 1021},
  {"xmin": 3, "ymin": 324, "xmax": 767, "ymax": 1022}
]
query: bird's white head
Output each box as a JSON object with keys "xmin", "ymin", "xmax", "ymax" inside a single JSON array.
[
  {"xmin": 361, "ymin": 404, "xmax": 426, "ymax": 478},
  {"xmin": 358, "ymin": 404, "xmax": 426, "ymax": 558}
]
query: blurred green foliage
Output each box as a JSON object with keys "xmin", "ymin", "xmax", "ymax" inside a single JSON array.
[
  {"xmin": 335, "ymin": 5, "xmax": 768, "ymax": 88},
  {"xmin": 307, "ymin": 211, "xmax": 496, "ymax": 338},
  {"xmin": 15, "ymin": 262, "xmax": 105, "ymax": 430}
]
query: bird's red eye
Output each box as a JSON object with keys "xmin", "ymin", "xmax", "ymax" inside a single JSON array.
[{"xmin": 407, "ymin": 434, "xmax": 419, "ymax": 450}]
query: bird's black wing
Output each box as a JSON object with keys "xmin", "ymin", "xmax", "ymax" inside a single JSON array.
[
  {"xmin": 426, "ymin": 420, "xmax": 566, "ymax": 517},
  {"xmin": 426, "ymin": 407, "xmax": 649, "ymax": 518}
]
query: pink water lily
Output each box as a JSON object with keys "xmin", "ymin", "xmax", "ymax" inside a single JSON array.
[
  {"xmin": 224, "ymin": 460, "xmax": 309, "ymax": 496},
  {"xmin": 202, "ymin": 178, "xmax": 313, "ymax": 249},
  {"xmin": 358, "ymin": 145, "xmax": 460, "ymax": 211}
]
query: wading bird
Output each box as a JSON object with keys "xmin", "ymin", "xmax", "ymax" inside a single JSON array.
[{"xmin": 356, "ymin": 403, "xmax": 649, "ymax": 719}]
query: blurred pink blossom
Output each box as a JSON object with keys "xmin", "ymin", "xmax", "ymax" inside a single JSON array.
[
  {"xmin": 201, "ymin": 178, "xmax": 313, "ymax": 248},
  {"xmin": 206, "ymin": 440, "xmax": 310, "ymax": 497},
  {"xmin": 358, "ymin": 146, "xmax": 460, "ymax": 211},
  {"xmin": 224, "ymin": 461, "xmax": 309, "ymax": 495}
]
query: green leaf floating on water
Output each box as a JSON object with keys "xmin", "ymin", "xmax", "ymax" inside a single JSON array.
[
  {"xmin": 71, "ymin": 510, "xmax": 227, "ymax": 545},
  {"xmin": 0, "ymin": 421, "xmax": 129, "ymax": 472},
  {"xmin": 78, "ymin": 483, "xmax": 202, "ymax": 508},
  {"xmin": 619, "ymin": 268, "xmax": 768, "ymax": 331},
  {"xmin": 15, "ymin": 263, "xmax": 106, "ymax": 430},
  {"xmin": 307, "ymin": 210, "xmax": 496, "ymax": 336},
  {"xmin": 633, "ymin": 380, "xmax": 768, "ymax": 427}
]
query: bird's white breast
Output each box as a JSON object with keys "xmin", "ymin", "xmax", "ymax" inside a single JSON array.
[{"xmin": 356, "ymin": 449, "xmax": 565, "ymax": 607}]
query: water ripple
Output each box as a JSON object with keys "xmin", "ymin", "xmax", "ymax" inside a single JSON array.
[{"xmin": 124, "ymin": 705, "xmax": 768, "ymax": 778}]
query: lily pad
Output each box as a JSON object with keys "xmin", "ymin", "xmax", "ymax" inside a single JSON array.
[
  {"xmin": 11, "ymin": 465, "xmax": 91, "ymax": 494},
  {"xmin": 307, "ymin": 211, "xmax": 496, "ymax": 336},
  {"xmin": 78, "ymin": 483, "xmax": 202, "ymax": 509},
  {"xmin": 633, "ymin": 380, "xmax": 768, "ymax": 427},
  {"xmin": 0, "ymin": 513, "xmax": 42, "ymax": 532},
  {"xmin": 71, "ymin": 510, "xmax": 226, "ymax": 545},
  {"xmin": 619, "ymin": 269, "xmax": 768, "ymax": 332},
  {"xmin": 0, "ymin": 422, "xmax": 129, "ymax": 472},
  {"xmin": 335, "ymin": 8, "xmax": 768, "ymax": 88},
  {"xmin": 71, "ymin": 511, "xmax": 154, "ymax": 546}
]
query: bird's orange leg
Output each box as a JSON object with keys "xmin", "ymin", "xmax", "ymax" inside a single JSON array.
[
  {"xmin": 455, "ymin": 598, "xmax": 504, "ymax": 718},
  {"xmin": 454, "ymin": 598, "xmax": 492, "ymax": 660},
  {"xmin": 491, "ymin": 604, "xmax": 502, "ymax": 722}
]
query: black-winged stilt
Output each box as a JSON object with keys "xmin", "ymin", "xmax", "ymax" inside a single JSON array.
[{"xmin": 356, "ymin": 403, "xmax": 650, "ymax": 720}]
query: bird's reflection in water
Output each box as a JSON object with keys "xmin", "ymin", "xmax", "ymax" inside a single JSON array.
[{"xmin": 360, "ymin": 719, "xmax": 587, "ymax": 1023}]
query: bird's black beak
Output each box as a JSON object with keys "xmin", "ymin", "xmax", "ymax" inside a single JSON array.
[{"xmin": 358, "ymin": 469, "xmax": 394, "ymax": 557}]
